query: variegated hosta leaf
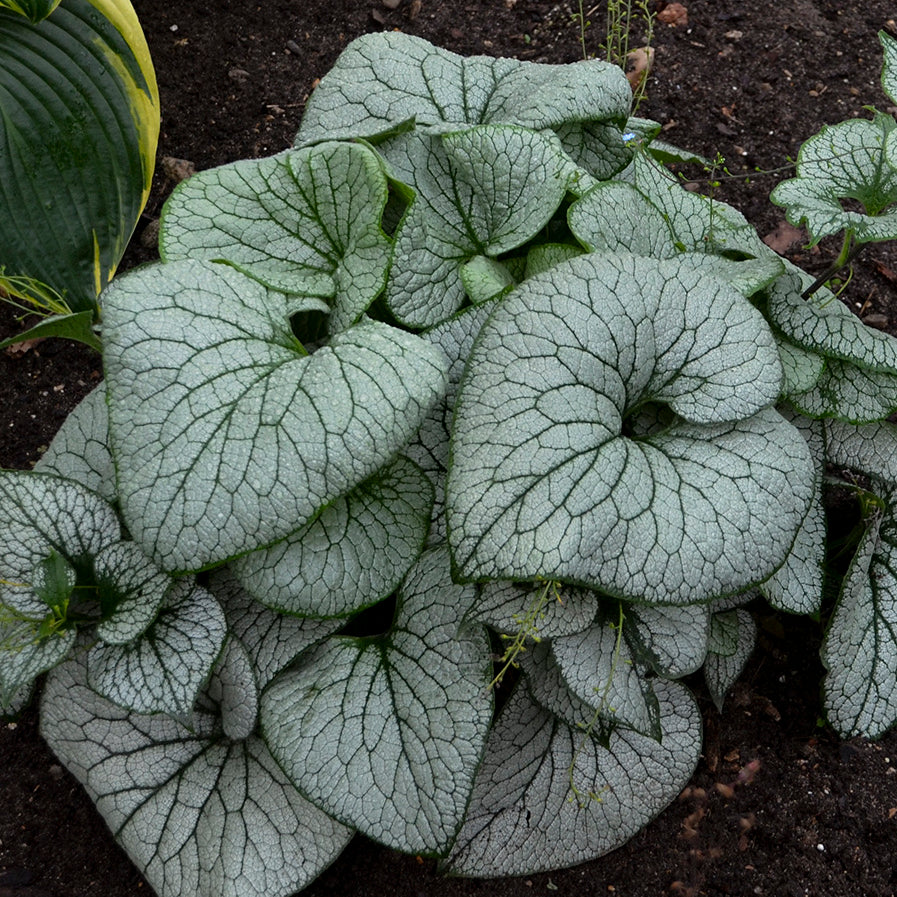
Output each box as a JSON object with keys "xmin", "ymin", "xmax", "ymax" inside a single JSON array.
[
  {"xmin": 626, "ymin": 603, "xmax": 710, "ymax": 679},
  {"xmin": 0, "ymin": 470, "xmax": 121, "ymax": 618},
  {"xmin": 35, "ymin": 384, "xmax": 115, "ymax": 501},
  {"xmin": 295, "ymin": 31, "xmax": 630, "ymax": 145},
  {"xmin": 93, "ymin": 541, "xmax": 173, "ymax": 645},
  {"xmin": 821, "ymin": 502, "xmax": 897, "ymax": 738},
  {"xmin": 771, "ymin": 111, "xmax": 897, "ymax": 245},
  {"xmin": 261, "ymin": 547, "xmax": 494, "ymax": 855},
  {"xmin": 86, "ymin": 580, "xmax": 227, "ymax": 717},
  {"xmin": 767, "ymin": 268, "xmax": 897, "ymax": 376},
  {"xmin": 448, "ymin": 252, "xmax": 814, "ymax": 604},
  {"xmin": 704, "ymin": 609, "xmax": 757, "ymax": 712},
  {"xmin": 0, "ymin": 620, "xmax": 74, "ymax": 706},
  {"xmin": 102, "ymin": 259, "xmax": 448, "ymax": 573},
  {"xmin": 473, "ymin": 581, "xmax": 600, "ymax": 641},
  {"xmin": 160, "ymin": 142, "xmax": 392, "ymax": 334},
  {"xmin": 444, "ymin": 678, "xmax": 701, "ymax": 877},
  {"xmin": 550, "ymin": 610, "xmax": 660, "ymax": 737},
  {"xmin": 382, "ymin": 125, "xmax": 575, "ymax": 327},
  {"xmin": 231, "ymin": 456, "xmax": 432, "ymax": 619},
  {"xmin": 41, "ymin": 637, "xmax": 353, "ymax": 897},
  {"xmin": 568, "ymin": 181, "xmax": 677, "ymax": 258}
]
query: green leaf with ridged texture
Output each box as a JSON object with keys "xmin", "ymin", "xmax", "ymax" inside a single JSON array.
[
  {"xmin": 383, "ymin": 125, "xmax": 575, "ymax": 327},
  {"xmin": 207, "ymin": 570, "xmax": 341, "ymax": 690},
  {"xmin": 102, "ymin": 259, "xmax": 448, "ymax": 573},
  {"xmin": 771, "ymin": 112, "xmax": 897, "ymax": 245},
  {"xmin": 759, "ymin": 411, "xmax": 825, "ymax": 616},
  {"xmin": 550, "ymin": 608, "xmax": 660, "ymax": 737},
  {"xmin": 443, "ymin": 678, "xmax": 700, "ymax": 877},
  {"xmin": 231, "ymin": 456, "xmax": 432, "ymax": 619},
  {"xmin": 0, "ymin": 0, "xmax": 158, "ymax": 312},
  {"xmin": 626, "ymin": 153, "xmax": 772, "ymax": 258},
  {"xmin": 261, "ymin": 546, "xmax": 493, "ymax": 856},
  {"xmin": 0, "ymin": 0, "xmax": 60, "ymax": 22},
  {"xmin": 704, "ymin": 609, "xmax": 756, "ymax": 712},
  {"xmin": 776, "ymin": 336, "xmax": 825, "ymax": 396},
  {"xmin": 0, "ymin": 621, "xmax": 74, "ymax": 706},
  {"xmin": 160, "ymin": 143, "xmax": 392, "ymax": 334},
  {"xmin": 626, "ymin": 603, "xmax": 710, "ymax": 679},
  {"xmin": 405, "ymin": 300, "xmax": 498, "ymax": 545},
  {"xmin": 41, "ymin": 635, "xmax": 354, "ymax": 897},
  {"xmin": 767, "ymin": 268, "xmax": 897, "ymax": 374},
  {"xmin": 821, "ymin": 501, "xmax": 897, "ymax": 738},
  {"xmin": 295, "ymin": 32, "xmax": 630, "ymax": 146},
  {"xmin": 86, "ymin": 580, "xmax": 226, "ymax": 717},
  {"xmin": 448, "ymin": 253, "xmax": 813, "ymax": 604},
  {"xmin": 93, "ymin": 541, "xmax": 173, "ymax": 645},
  {"xmin": 30, "ymin": 548, "xmax": 76, "ymax": 608},
  {"xmin": 788, "ymin": 358, "xmax": 897, "ymax": 423},
  {"xmin": 35, "ymin": 384, "xmax": 115, "ymax": 501},
  {"xmin": 568, "ymin": 181, "xmax": 677, "ymax": 258},
  {"xmin": 882, "ymin": 31, "xmax": 897, "ymax": 104},
  {"xmin": 523, "ymin": 243, "xmax": 584, "ymax": 279},
  {"xmin": 460, "ymin": 256, "xmax": 516, "ymax": 304},
  {"xmin": 0, "ymin": 310, "xmax": 101, "ymax": 352},
  {"xmin": 473, "ymin": 581, "xmax": 600, "ymax": 640},
  {"xmin": 0, "ymin": 470, "xmax": 120, "ymax": 618},
  {"xmin": 553, "ymin": 119, "xmax": 632, "ymax": 181}
]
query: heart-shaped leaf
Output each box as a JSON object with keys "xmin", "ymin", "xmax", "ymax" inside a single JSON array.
[
  {"xmin": 444, "ymin": 678, "xmax": 700, "ymax": 877},
  {"xmin": 102, "ymin": 259, "xmax": 448, "ymax": 572},
  {"xmin": 0, "ymin": 621, "xmax": 74, "ymax": 707},
  {"xmin": 626, "ymin": 603, "xmax": 710, "ymax": 679},
  {"xmin": 295, "ymin": 32, "xmax": 630, "ymax": 145},
  {"xmin": 261, "ymin": 547, "xmax": 493, "ymax": 855},
  {"xmin": 448, "ymin": 253, "xmax": 813, "ymax": 604},
  {"xmin": 771, "ymin": 112, "xmax": 897, "ymax": 245},
  {"xmin": 160, "ymin": 142, "xmax": 393, "ymax": 334},
  {"xmin": 231, "ymin": 455, "xmax": 432, "ymax": 619}
]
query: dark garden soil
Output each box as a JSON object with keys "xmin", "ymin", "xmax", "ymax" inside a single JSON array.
[{"xmin": 3, "ymin": 1, "xmax": 897, "ymax": 895}]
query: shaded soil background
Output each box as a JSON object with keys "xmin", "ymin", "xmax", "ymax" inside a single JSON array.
[{"xmin": 3, "ymin": 1, "xmax": 897, "ymax": 895}]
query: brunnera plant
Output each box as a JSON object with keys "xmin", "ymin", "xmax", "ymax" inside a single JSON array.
[{"xmin": 3, "ymin": 28, "xmax": 897, "ymax": 897}]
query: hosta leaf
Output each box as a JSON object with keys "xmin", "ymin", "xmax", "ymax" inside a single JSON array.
[
  {"xmin": 261, "ymin": 547, "xmax": 493, "ymax": 855},
  {"xmin": 295, "ymin": 31, "xmax": 630, "ymax": 145},
  {"xmin": 473, "ymin": 581, "xmax": 600, "ymax": 640},
  {"xmin": 34, "ymin": 384, "xmax": 115, "ymax": 501},
  {"xmin": 383, "ymin": 125, "xmax": 575, "ymax": 327},
  {"xmin": 770, "ymin": 112, "xmax": 897, "ymax": 245},
  {"xmin": 0, "ymin": 621, "xmax": 74, "ymax": 706},
  {"xmin": 0, "ymin": 470, "xmax": 120, "ymax": 618},
  {"xmin": 822, "ymin": 501, "xmax": 897, "ymax": 738},
  {"xmin": 568, "ymin": 181, "xmax": 677, "ymax": 258},
  {"xmin": 444, "ymin": 679, "xmax": 701, "ymax": 877},
  {"xmin": 448, "ymin": 253, "xmax": 813, "ymax": 604},
  {"xmin": 102, "ymin": 259, "xmax": 448, "ymax": 573},
  {"xmin": 704, "ymin": 609, "xmax": 757, "ymax": 711},
  {"xmin": 86, "ymin": 580, "xmax": 227, "ymax": 717},
  {"xmin": 231, "ymin": 456, "xmax": 432, "ymax": 619},
  {"xmin": 93, "ymin": 541, "xmax": 173, "ymax": 645},
  {"xmin": 160, "ymin": 143, "xmax": 392, "ymax": 334},
  {"xmin": 550, "ymin": 610, "xmax": 660, "ymax": 737},
  {"xmin": 207, "ymin": 570, "xmax": 341, "ymax": 691},
  {"xmin": 0, "ymin": 0, "xmax": 158, "ymax": 311},
  {"xmin": 41, "ymin": 639, "xmax": 353, "ymax": 897},
  {"xmin": 767, "ymin": 268, "xmax": 897, "ymax": 375},
  {"xmin": 0, "ymin": 0, "xmax": 61, "ymax": 22},
  {"xmin": 882, "ymin": 30, "xmax": 897, "ymax": 105},
  {"xmin": 626, "ymin": 603, "xmax": 710, "ymax": 679}
]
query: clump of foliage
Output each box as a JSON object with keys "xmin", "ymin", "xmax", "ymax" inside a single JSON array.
[{"xmin": 3, "ymin": 28, "xmax": 897, "ymax": 897}]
